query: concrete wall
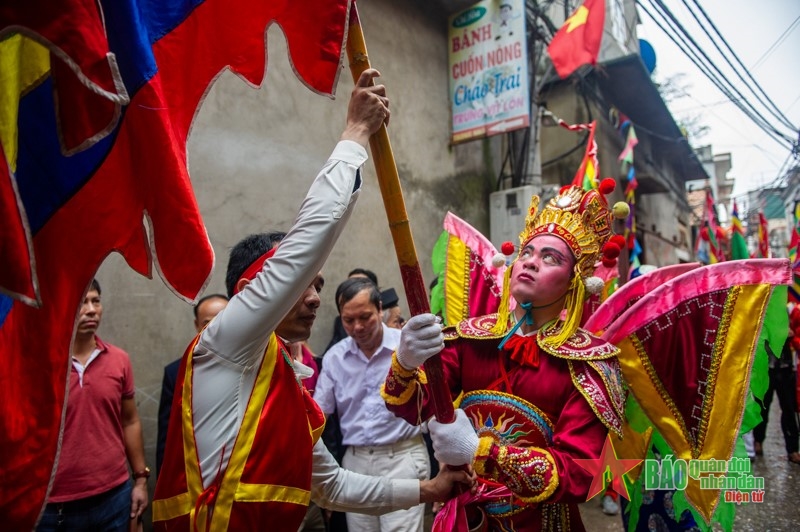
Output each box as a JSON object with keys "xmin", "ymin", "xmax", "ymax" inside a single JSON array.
[
  {"xmin": 638, "ymin": 193, "xmax": 693, "ymax": 265},
  {"xmin": 92, "ymin": 0, "xmax": 499, "ymax": 483}
]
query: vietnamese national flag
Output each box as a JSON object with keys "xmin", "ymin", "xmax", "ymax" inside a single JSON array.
[
  {"xmin": 0, "ymin": 0, "xmax": 351, "ymax": 528},
  {"xmin": 547, "ymin": 0, "xmax": 606, "ymax": 79}
]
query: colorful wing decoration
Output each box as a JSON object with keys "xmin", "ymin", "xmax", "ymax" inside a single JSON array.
[
  {"xmin": 428, "ymin": 207, "xmax": 791, "ymax": 528},
  {"xmin": 599, "ymin": 259, "xmax": 790, "ymax": 525},
  {"xmin": 0, "ymin": 0, "xmax": 351, "ymax": 528},
  {"xmin": 430, "ymin": 211, "xmax": 506, "ymax": 325},
  {"xmin": 584, "ymin": 262, "xmax": 700, "ymax": 333}
]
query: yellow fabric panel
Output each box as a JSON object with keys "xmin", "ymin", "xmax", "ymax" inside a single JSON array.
[
  {"xmin": 0, "ymin": 34, "xmax": 49, "ymax": 171},
  {"xmin": 617, "ymin": 283, "xmax": 771, "ymax": 523},
  {"xmin": 151, "ymin": 492, "xmax": 193, "ymax": 523},
  {"xmin": 443, "ymin": 236, "xmax": 469, "ymax": 325},
  {"xmin": 235, "ymin": 483, "xmax": 310, "ymax": 506},
  {"xmin": 211, "ymin": 334, "xmax": 280, "ymax": 529}
]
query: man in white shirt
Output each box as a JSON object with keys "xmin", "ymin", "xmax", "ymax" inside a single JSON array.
[
  {"xmin": 152, "ymin": 69, "xmax": 471, "ymax": 531},
  {"xmin": 315, "ymin": 277, "xmax": 430, "ymax": 532}
]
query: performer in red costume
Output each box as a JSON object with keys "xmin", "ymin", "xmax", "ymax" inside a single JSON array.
[{"xmin": 383, "ymin": 185, "xmax": 627, "ymax": 531}]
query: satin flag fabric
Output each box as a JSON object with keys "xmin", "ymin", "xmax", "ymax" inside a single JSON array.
[
  {"xmin": 601, "ymin": 259, "xmax": 790, "ymax": 523},
  {"xmin": 547, "ymin": 0, "xmax": 605, "ymax": 79},
  {"xmin": 0, "ymin": 0, "xmax": 350, "ymax": 527},
  {"xmin": 430, "ymin": 212, "xmax": 506, "ymax": 325},
  {"xmin": 730, "ymin": 201, "xmax": 749, "ymax": 260},
  {"xmin": 756, "ymin": 211, "xmax": 771, "ymax": 258}
]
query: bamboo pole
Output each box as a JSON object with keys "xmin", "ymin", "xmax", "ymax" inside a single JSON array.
[{"xmin": 345, "ymin": 4, "xmax": 454, "ymax": 423}]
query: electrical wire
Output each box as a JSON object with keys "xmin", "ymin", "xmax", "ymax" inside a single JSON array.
[
  {"xmin": 642, "ymin": 0, "xmax": 795, "ymax": 146},
  {"xmin": 750, "ymin": 14, "xmax": 800, "ymax": 72},
  {"xmin": 637, "ymin": 0, "xmax": 795, "ymax": 149},
  {"xmin": 635, "ymin": 0, "xmax": 800, "ymax": 207},
  {"xmin": 683, "ymin": 0, "xmax": 796, "ymax": 131}
]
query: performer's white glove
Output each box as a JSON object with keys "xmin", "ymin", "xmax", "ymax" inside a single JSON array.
[
  {"xmin": 428, "ymin": 409, "xmax": 479, "ymax": 466},
  {"xmin": 396, "ymin": 313, "xmax": 444, "ymax": 370}
]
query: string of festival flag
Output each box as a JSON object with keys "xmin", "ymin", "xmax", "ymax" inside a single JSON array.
[
  {"xmin": 616, "ymin": 115, "xmax": 642, "ymax": 277},
  {"xmin": 552, "ymin": 112, "xmax": 642, "ymax": 279},
  {"xmin": 551, "ymin": 108, "xmax": 789, "ymax": 282}
]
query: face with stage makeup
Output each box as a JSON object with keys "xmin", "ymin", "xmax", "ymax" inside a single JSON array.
[{"xmin": 509, "ymin": 234, "xmax": 575, "ymax": 312}]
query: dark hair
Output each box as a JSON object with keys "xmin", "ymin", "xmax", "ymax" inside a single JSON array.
[
  {"xmin": 90, "ymin": 278, "xmax": 101, "ymax": 295},
  {"xmin": 193, "ymin": 294, "xmax": 229, "ymax": 318},
  {"xmin": 380, "ymin": 287, "xmax": 399, "ymax": 309},
  {"xmin": 347, "ymin": 268, "xmax": 378, "ymax": 287},
  {"xmin": 225, "ymin": 232, "xmax": 286, "ymax": 298},
  {"xmin": 335, "ymin": 277, "xmax": 381, "ymax": 313}
]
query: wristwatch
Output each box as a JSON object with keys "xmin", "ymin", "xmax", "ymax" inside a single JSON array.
[{"xmin": 132, "ymin": 466, "xmax": 151, "ymax": 480}]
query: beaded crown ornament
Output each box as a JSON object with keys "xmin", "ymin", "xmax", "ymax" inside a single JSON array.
[
  {"xmin": 491, "ymin": 182, "xmax": 629, "ymax": 348},
  {"xmin": 521, "ymin": 185, "xmax": 617, "ymax": 279}
]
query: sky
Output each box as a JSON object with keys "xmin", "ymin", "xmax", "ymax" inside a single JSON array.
[{"xmin": 634, "ymin": 0, "xmax": 800, "ymax": 201}]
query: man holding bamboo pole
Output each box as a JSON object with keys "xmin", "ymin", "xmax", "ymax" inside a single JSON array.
[{"xmin": 152, "ymin": 69, "xmax": 472, "ymax": 531}]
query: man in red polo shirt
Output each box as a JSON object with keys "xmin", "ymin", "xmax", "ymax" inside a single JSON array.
[{"xmin": 37, "ymin": 279, "xmax": 148, "ymax": 531}]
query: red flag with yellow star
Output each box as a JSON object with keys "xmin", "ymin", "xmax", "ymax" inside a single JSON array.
[{"xmin": 547, "ymin": 0, "xmax": 606, "ymax": 78}]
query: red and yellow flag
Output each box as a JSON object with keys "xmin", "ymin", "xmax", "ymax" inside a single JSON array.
[
  {"xmin": 756, "ymin": 211, "xmax": 770, "ymax": 258},
  {"xmin": 572, "ymin": 120, "xmax": 598, "ymax": 190},
  {"xmin": 730, "ymin": 201, "xmax": 749, "ymax": 260},
  {"xmin": 547, "ymin": 0, "xmax": 606, "ymax": 78}
]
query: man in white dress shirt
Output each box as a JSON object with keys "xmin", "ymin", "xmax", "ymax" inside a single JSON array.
[{"xmin": 315, "ymin": 277, "xmax": 430, "ymax": 532}]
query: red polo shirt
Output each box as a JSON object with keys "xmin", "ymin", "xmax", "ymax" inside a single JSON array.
[{"xmin": 48, "ymin": 336, "xmax": 135, "ymax": 502}]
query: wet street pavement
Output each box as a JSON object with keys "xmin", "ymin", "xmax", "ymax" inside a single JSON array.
[{"xmin": 578, "ymin": 399, "xmax": 800, "ymax": 531}]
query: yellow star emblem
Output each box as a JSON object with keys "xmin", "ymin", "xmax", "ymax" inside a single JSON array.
[{"xmin": 565, "ymin": 6, "xmax": 589, "ymax": 33}]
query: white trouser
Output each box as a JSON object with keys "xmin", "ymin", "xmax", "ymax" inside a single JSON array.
[{"xmin": 342, "ymin": 435, "xmax": 430, "ymax": 532}]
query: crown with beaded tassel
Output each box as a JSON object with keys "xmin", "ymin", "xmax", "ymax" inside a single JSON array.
[
  {"xmin": 521, "ymin": 181, "xmax": 629, "ymax": 279},
  {"xmin": 491, "ymin": 179, "xmax": 630, "ymax": 348}
]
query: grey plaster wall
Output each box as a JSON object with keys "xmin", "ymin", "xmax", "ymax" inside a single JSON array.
[{"xmin": 92, "ymin": 0, "xmax": 498, "ymax": 481}]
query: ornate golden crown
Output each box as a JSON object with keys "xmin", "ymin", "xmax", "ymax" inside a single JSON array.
[
  {"xmin": 518, "ymin": 185, "xmax": 620, "ymax": 278},
  {"xmin": 491, "ymin": 183, "xmax": 628, "ymax": 346}
]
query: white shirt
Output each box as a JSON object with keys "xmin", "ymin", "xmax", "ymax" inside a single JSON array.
[
  {"xmin": 315, "ymin": 325, "xmax": 422, "ymax": 446},
  {"xmin": 187, "ymin": 141, "xmax": 419, "ymax": 511}
]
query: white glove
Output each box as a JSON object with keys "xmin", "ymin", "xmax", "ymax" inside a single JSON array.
[
  {"xmin": 396, "ymin": 313, "xmax": 444, "ymax": 370},
  {"xmin": 427, "ymin": 409, "xmax": 479, "ymax": 466}
]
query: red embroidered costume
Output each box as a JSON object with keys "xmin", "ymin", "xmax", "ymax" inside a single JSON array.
[
  {"xmin": 383, "ymin": 185, "xmax": 629, "ymax": 531},
  {"xmin": 384, "ymin": 318, "xmax": 624, "ymax": 531}
]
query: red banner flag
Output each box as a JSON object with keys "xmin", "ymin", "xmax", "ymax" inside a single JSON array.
[
  {"xmin": 572, "ymin": 120, "xmax": 598, "ymax": 190},
  {"xmin": 756, "ymin": 211, "xmax": 771, "ymax": 258},
  {"xmin": 552, "ymin": 118, "xmax": 598, "ymax": 190},
  {"xmin": 0, "ymin": 0, "xmax": 351, "ymax": 528},
  {"xmin": 547, "ymin": 0, "xmax": 606, "ymax": 79},
  {"xmin": 696, "ymin": 189, "xmax": 725, "ymax": 264}
]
